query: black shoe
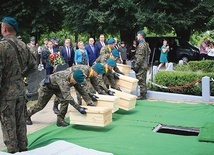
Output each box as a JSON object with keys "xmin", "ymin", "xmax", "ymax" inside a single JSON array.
[
  {"xmin": 26, "ymin": 117, "xmax": 33, "ymax": 125},
  {"xmin": 57, "ymin": 120, "xmax": 70, "ymax": 127},
  {"xmin": 53, "ymin": 107, "xmax": 60, "ymax": 115},
  {"xmin": 137, "ymin": 96, "xmax": 147, "ymax": 100}
]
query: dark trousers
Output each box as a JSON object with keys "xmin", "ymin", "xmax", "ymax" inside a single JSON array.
[
  {"xmin": 199, "ymin": 54, "xmax": 207, "ymax": 60},
  {"xmin": 46, "ymin": 67, "xmax": 53, "ymax": 75}
]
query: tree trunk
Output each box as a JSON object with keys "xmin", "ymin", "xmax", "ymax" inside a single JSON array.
[
  {"xmin": 75, "ymin": 32, "xmax": 78, "ymax": 43},
  {"xmin": 174, "ymin": 27, "xmax": 191, "ymax": 41},
  {"xmin": 120, "ymin": 29, "xmax": 136, "ymax": 48},
  {"xmin": 120, "ymin": 29, "xmax": 136, "ymax": 60}
]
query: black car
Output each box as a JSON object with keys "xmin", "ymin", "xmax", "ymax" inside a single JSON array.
[{"xmin": 145, "ymin": 37, "xmax": 200, "ymax": 63}]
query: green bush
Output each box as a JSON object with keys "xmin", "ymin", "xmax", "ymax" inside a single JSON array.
[
  {"xmin": 174, "ymin": 60, "xmax": 214, "ymax": 73},
  {"xmin": 150, "ymin": 71, "xmax": 214, "ymax": 96}
]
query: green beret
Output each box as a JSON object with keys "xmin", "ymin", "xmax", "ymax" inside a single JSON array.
[
  {"xmin": 107, "ymin": 59, "xmax": 116, "ymax": 67},
  {"xmin": 107, "ymin": 38, "xmax": 115, "ymax": 44},
  {"xmin": 2, "ymin": 17, "xmax": 18, "ymax": 32},
  {"xmin": 30, "ymin": 36, "xmax": 35, "ymax": 41},
  {"xmin": 50, "ymin": 37, "xmax": 56, "ymax": 40},
  {"xmin": 93, "ymin": 63, "xmax": 105, "ymax": 74},
  {"xmin": 73, "ymin": 70, "xmax": 85, "ymax": 83},
  {"xmin": 112, "ymin": 49, "xmax": 119, "ymax": 58},
  {"xmin": 137, "ymin": 30, "xmax": 146, "ymax": 37},
  {"xmin": 55, "ymin": 38, "xmax": 60, "ymax": 43}
]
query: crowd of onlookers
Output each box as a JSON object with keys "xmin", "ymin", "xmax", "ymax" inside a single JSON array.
[
  {"xmin": 21, "ymin": 34, "xmax": 139, "ymax": 75},
  {"xmin": 199, "ymin": 38, "xmax": 214, "ymax": 60}
]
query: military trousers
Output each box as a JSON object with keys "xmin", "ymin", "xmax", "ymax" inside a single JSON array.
[
  {"xmin": 27, "ymin": 85, "xmax": 70, "ymax": 122},
  {"xmin": 136, "ymin": 69, "xmax": 147, "ymax": 97},
  {"xmin": 0, "ymin": 97, "xmax": 28, "ymax": 153}
]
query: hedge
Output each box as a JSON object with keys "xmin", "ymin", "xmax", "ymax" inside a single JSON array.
[{"xmin": 150, "ymin": 60, "xmax": 214, "ymax": 96}]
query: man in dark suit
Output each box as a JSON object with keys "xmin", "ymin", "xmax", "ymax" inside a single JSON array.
[
  {"xmin": 95, "ymin": 34, "xmax": 106, "ymax": 57},
  {"xmin": 42, "ymin": 41, "xmax": 58, "ymax": 75},
  {"xmin": 60, "ymin": 39, "xmax": 74, "ymax": 67},
  {"xmin": 85, "ymin": 38, "xmax": 99, "ymax": 66}
]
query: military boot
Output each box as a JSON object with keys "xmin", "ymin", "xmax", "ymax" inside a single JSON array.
[
  {"xmin": 57, "ymin": 117, "xmax": 70, "ymax": 127},
  {"xmin": 26, "ymin": 117, "xmax": 33, "ymax": 125},
  {"xmin": 137, "ymin": 95, "xmax": 147, "ymax": 100}
]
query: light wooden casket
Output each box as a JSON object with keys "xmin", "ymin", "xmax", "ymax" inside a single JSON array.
[
  {"xmin": 117, "ymin": 63, "xmax": 131, "ymax": 76},
  {"xmin": 69, "ymin": 106, "xmax": 112, "ymax": 127},
  {"xmin": 116, "ymin": 74, "xmax": 139, "ymax": 93},
  {"xmin": 82, "ymin": 94, "xmax": 120, "ymax": 113},
  {"xmin": 110, "ymin": 88, "xmax": 137, "ymax": 111}
]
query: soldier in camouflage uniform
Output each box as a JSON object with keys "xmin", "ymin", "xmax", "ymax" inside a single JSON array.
[
  {"xmin": 27, "ymin": 36, "xmax": 38, "ymax": 64},
  {"xmin": 99, "ymin": 38, "xmax": 115, "ymax": 56},
  {"xmin": 0, "ymin": 17, "xmax": 36, "ymax": 153},
  {"xmin": 96, "ymin": 59, "xmax": 120, "ymax": 95},
  {"xmin": 26, "ymin": 70, "xmax": 91, "ymax": 127},
  {"xmin": 133, "ymin": 31, "xmax": 149, "ymax": 100},
  {"xmin": 52, "ymin": 63, "xmax": 105, "ymax": 114},
  {"xmin": 95, "ymin": 48, "xmax": 124, "ymax": 76}
]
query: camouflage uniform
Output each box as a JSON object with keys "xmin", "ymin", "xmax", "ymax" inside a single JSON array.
[
  {"xmin": 54, "ymin": 65, "xmax": 100, "ymax": 106},
  {"xmin": 95, "ymin": 48, "xmax": 123, "ymax": 74},
  {"xmin": 0, "ymin": 35, "xmax": 36, "ymax": 153},
  {"xmin": 71, "ymin": 65, "xmax": 101, "ymax": 103},
  {"xmin": 27, "ymin": 43, "xmax": 38, "ymax": 64},
  {"xmin": 99, "ymin": 45, "xmax": 112, "ymax": 56},
  {"xmin": 97, "ymin": 64, "xmax": 118, "ymax": 93},
  {"xmin": 135, "ymin": 40, "xmax": 148, "ymax": 98},
  {"xmin": 27, "ymin": 70, "xmax": 93, "ymax": 123}
]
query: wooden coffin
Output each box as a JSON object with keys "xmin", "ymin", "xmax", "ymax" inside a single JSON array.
[
  {"xmin": 117, "ymin": 63, "xmax": 131, "ymax": 76},
  {"xmin": 82, "ymin": 94, "xmax": 120, "ymax": 113},
  {"xmin": 116, "ymin": 74, "xmax": 139, "ymax": 92},
  {"xmin": 69, "ymin": 106, "xmax": 112, "ymax": 127},
  {"xmin": 110, "ymin": 88, "xmax": 137, "ymax": 111}
]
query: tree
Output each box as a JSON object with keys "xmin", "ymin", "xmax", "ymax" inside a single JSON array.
[
  {"xmin": 135, "ymin": 0, "xmax": 214, "ymax": 41},
  {"xmin": 62, "ymin": 0, "xmax": 214, "ymax": 44},
  {"xmin": 0, "ymin": 0, "xmax": 64, "ymax": 41}
]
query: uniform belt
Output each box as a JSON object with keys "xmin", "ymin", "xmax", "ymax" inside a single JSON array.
[{"xmin": 3, "ymin": 75, "xmax": 22, "ymax": 81}]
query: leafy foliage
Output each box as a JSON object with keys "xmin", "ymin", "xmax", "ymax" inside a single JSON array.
[
  {"xmin": 175, "ymin": 60, "xmax": 214, "ymax": 73},
  {"xmin": 0, "ymin": 0, "xmax": 213, "ymax": 45},
  {"xmin": 152, "ymin": 71, "xmax": 214, "ymax": 96},
  {"xmin": 154, "ymin": 60, "xmax": 214, "ymax": 96}
]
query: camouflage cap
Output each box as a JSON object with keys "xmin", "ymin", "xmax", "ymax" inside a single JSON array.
[{"xmin": 2, "ymin": 17, "xmax": 18, "ymax": 32}]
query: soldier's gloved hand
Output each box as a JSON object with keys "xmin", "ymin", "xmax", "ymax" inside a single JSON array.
[
  {"xmin": 74, "ymin": 105, "xmax": 87, "ymax": 114},
  {"xmin": 133, "ymin": 67, "xmax": 139, "ymax": 73},
  {"xmin": 113, "ymin": 72, "xmax": 120, "ymax": 79},
  {"xmin": 90, "ymin": 94, "xmax": 99, "ymax": 101},
  {"xmin": 116, "ymin": 87, "xmax": 122, "ymax": 91},
  {"xmin": 108, "ymin": 90, "xmax": 115, "ymax": 96}
]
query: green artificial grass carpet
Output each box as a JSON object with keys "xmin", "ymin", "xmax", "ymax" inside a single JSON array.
[
  {"xmin": 198, "ymin": 122, "xmax": 214, "ymax": 143},
  {"xmin": 26, "ymin": 100, "xmax": 214, "ymax": 155}
]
